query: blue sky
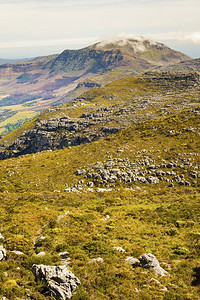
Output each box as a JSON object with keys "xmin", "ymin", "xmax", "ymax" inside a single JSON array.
[{"xmin": 0, "ymin": 0, "xmax": 199, "ymax": 58}]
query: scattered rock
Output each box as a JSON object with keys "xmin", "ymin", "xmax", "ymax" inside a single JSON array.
[
  {"xmin": 150, "ymin": 278, "xmax": 162, "ymax": 285},
  {"xmin": 36, "ymin": 251, "xmax": 46, "ymax": 257},
  {"xmin": 139, "ymin": 253, "xmax": 168, "ymax": 276},
  {"xmin": 113, "ymin": 246, "xmax": 126, "ymax": 253},
  {"xmin": 59, "ymin": 252, "xmax": 69, "ymax": 260},
  {"xmin": 0, "ymin": 245, "xmax": 6, "ymax": 261},
  {"xmin": 12, "ymin": 250, "xmax": 24, "ymax": 255},
  {"xmin": 32, "ymin": 264, "xmax": 81, "ymax": 300},
  {"xmin": 90, "ymin": 257, "xmax": 104, "ymax": 263},
  {"xmin": 96, "ymin": 188, "xmax": 113, "ymax": 192},
  {"xmin": 125, "ymin": 257, "xmax": 140, "ymax": 266}
]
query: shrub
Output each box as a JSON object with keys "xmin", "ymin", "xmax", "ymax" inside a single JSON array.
[{"xmin": 173, "ymin": 246, "xmax": 189, "ymax": 255}]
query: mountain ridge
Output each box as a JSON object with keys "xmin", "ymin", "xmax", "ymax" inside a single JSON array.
[{"xmin": 0, "ymin": 35, "xmax": 195, "ymax": 135}]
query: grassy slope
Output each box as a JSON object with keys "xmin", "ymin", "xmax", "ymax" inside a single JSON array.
[
  {"xmin": 0, "ymin": 108, "xmax": 199, "ymax": 299},
  {"xmin": 2, "ymin": 71, "xmax": 199, "ymax": 147}
]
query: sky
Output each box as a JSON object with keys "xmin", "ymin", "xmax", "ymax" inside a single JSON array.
[{"xmin": 0, "ymin": 0, "xmax": 199, "ymax": 59}]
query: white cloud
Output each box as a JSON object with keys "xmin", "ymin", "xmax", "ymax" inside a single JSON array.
[
  {"xmin": 177, "ymin": 32, "xmax": 200, "ymax": 44},
  {"xmin": 145, "ymin": 31, "xmax": 200, "ymax": 45},
  {"xmin": 0, "ymin": 0, "xmax": 199, "ymax": 57}
]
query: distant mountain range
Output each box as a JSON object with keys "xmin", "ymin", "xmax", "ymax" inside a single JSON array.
[
  {"xmin": 0, "ymin": 57, "xmax": 32, "ymax": 65},
  {"xmin": 0, "ymin": 35, "xmax": 198, "ymax": 134}
]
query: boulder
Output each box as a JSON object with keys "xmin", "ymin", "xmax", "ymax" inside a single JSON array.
[
  {"xmin": 32, "ymin": 264, "xmax": 81, "ymax": 300},
  {"xmin": 0, "ymin": 245, "xmax": 6, "ymax": 261},
  {"xmin": 125, "ymin": 257, "xmax": 140, "ymax": 266},
  {"xmin": 139, "ymin": 253, "xmax": 168, "ymax": 276},
  {"xmin": 0, "ymin": 233, "xmax": 4, "ymax": 240}
]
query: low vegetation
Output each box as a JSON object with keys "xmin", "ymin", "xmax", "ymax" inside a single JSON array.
[{"xmin": 0, "ymin": 101, "xmax": 199, "ymax": 299}]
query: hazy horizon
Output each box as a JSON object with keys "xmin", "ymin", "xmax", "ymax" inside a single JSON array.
[
  {"xmin": 0, "ymin": 37, "xmax": 199, "ymax": 60},
  {"xmin": 0, "ymin": 0, "xmax": 199, "ymax": 60}
]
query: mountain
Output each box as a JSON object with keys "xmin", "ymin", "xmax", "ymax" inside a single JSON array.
[
  {"xmin": 0, "ymin": 57, "xmax": 33, "ymax": 65},
  {"xmin": 46, "ymin": 36, "xmax": 190, "ymax": 74},
  {"xmin": 0, "ymin": 36, "xmax": 192, "ymax": 135},
  {"xmin": 0, "ymin": 70, "xmax": 199, "ymax": 299},
  {"xmin": 158, "ymin": 58, "xmax": 200, "ymax": 73},
  {"xmin": 0, "ymin": 70, "xmax": 199, "ymax": 159}
]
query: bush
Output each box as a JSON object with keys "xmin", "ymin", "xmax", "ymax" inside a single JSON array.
[
  {"xmin": 173, "ymin": 246, "xmax": 189, "ymax": 255},
  {"xmin": 5, "ymin": 235, "xmax": 32, "ymax": 253}
]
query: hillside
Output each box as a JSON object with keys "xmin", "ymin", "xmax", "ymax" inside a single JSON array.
[
  {"xmin": 0, "ymin": 57, "xmax": 32, "ymax": 65},
  {"xmin": 0, "ymin": 98, "xmax": 199, "ymax": 299},
  {"xmin": 0, "ymin": 36, "xmax": 191, "ymax": 134},
  {"xmin": 0, "ymin": 71, "xmax": 199, "ymax": 160},
  {"xmin": 159, "ymin": 58, "xmax": 200, "ymax": 73}
]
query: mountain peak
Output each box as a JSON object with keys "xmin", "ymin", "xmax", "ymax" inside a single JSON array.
[{"xmin": 94, "ymin": 34, "xmax": 160, "ymax": 52}]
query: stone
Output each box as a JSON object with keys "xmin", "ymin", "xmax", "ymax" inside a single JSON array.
[
  {"xmin": 59, "ymin": 252, "xmax": 69, "ymax": 260},
  {"xmin": 75, "ymin": 169, "xmax": 86, "ymax": 176},
  {"xmin": 96, "ymin": 188, "xmax": 113, "ymax": 192},
  {"xmin": 146, "ymin": 176, "xmax": 159, "ymax": 184},
  {"xmin": 150, "ymin": 278, "xmax": 162, "ymax": 285},
  {"xmin": 167, "ymin": 163, "xmax": 173, "ymax": 168},
  {"xmin": 0, "ymin": 233, "xmax": 4, "ymax": 240},
  {"xmin": 0, "ymin": 245, "xmax": 6, "ymax": 261},
  {"xmin": 90, "ymin": 257, "xmax": 104, "ymax": 263},
  {"xmin": 139, "ymin": 253, "xmax": 168, "ymax": 276},
  {"xmin": 32, "ymin": 264, "xmax": 81, "ymax": 300},
  {"xmin": 113, "ymin": 246, "xmax": 126, "ymax": 253},
  {"xmin": 12, "ymin": 250, "xmax": 24, "ymax": 255},
  {"xmin": 36, "ymin": 252, "xmax": 46, "ymax": 257},
  {"xmin": 125, "ymin": 257, "xmax": 140, "ymax": 266}
]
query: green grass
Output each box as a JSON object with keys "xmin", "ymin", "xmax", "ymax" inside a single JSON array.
[{"xmin": 0, "ymin": 106, "xmax": 199, "ymax": 299}]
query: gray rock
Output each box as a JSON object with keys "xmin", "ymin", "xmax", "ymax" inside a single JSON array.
[
  {"xmin": 32, "ymin": 264, "xmax": 81, "ymax": 300},
  {"xmin": 90, "ymin": 257, "xmax": 104, "ymax": 263},
  {"xmin": 113, "ymin": 246, "xmax": 126, "ymax": 253},
  {"xmin": 0, "ymin": 245, "xmax": 6, "ymax": 261},
  {"xmin": 139, "ymin": 253, "xmax": 168, "ymax": 276},
  {"xmin": 59, "ymin": 252, "xmax": 69, "ymax": 260},
  {"xmin": 125, "ymin": 257, "xmax": 140, "ymax": 266},
  {"xmin": 146, "ymin": 176, "xmax": 159, "ymax": 184},
  {"xmin": 0, "ymin": 233, "xmax": 4, "ymax": 240},
  {"xmin": 96, "ymin": 188, "xmax": 113, "ymax": 192},
  {"xmin": 75, "ymin": 169, "xmax": 86, "ymax": 176},
  {"xmin": 149, "ymin": 278, "xmax": 162, "ymax": 285},
  {"xmin": 36, "ymin": 252, "xmax": 46, "ymax": 257},
  {"xmin": 167, "ymin": 163, "xmax": 173, "ymax": 168},
  {"xmin": 12, "ymin": 250, "xmax": 24, "ymax": 255}
]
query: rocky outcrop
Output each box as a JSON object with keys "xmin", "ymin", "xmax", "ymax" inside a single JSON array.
[
  {"xmin": 0, "ymin": 109, "xmax": 126, "ymax": 159},
  {"xmin": 0, "ymin": 245, "xmax": 6, "ymax": 261},
  {"xmin": 140, "ymin": 72, "xmax": 200, "ymax": 89},
  {"xmin": 0, "ymin": 72, "xmax": 199, "ymax": 160},
  {"xmin": 75, "ymin": 153, "xmax": 198, "ymax": 189},
  {"xmin": 32, "ymin": 264, "xmax": 81, "ymax": 300},
  {"xmin": 139, "ymin": 253, "xmax": 168, "ymax": 276}
]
